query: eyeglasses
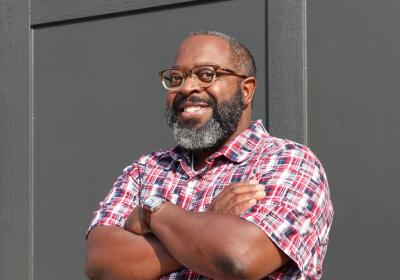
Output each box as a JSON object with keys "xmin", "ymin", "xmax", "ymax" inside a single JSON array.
[{"xmin": 159, "ymin": 64, "xmax": 248, "ymax": 90}]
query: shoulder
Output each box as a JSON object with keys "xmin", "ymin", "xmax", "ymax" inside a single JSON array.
[
  {"xmin": 257, "ymin": 134, "xmax": 318, "ymax": 163},
  {"xmin": 253, "ymin": 134, "xmax": 327, "ymax": 184},
  {"xmin": 136, "ymin": 148, "xmax": 172, "ymax": 165},
  {"xmin": 124, "ymin": 148, "xmax": 176, "ymax": 175}
]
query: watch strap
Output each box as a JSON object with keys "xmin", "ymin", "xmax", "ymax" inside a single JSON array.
[{"xmin": 142, "ymin": 196, "xmax": 166, "ymax": 230}]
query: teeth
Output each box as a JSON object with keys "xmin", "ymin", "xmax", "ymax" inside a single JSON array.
[{"xmin": 184, "ymin": 106, "xmax": 204, "ymax": 113}]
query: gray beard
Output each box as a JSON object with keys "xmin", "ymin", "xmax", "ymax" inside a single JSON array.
[{"xmin": 165, "ymin": 89, "xmax": 244, "ymax": 151}]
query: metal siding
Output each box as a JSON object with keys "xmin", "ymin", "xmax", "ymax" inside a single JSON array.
[
  {"xmin": 33, "ymin": 1, "xmax": 266, "ymax": 279},
  {"xmin": 0, "ymin": 0, "xmax": 31, "ymax": 279},
  {"xmin": 268, "ymin": 0, "xmax": 307, "ymax": 144},
  {"xmin": 31, "ymin": 0, "xmax": 204, "ymax": 25},
  {"xmin": 308, "ymin": 0, "xmax": 400, "ymax": 278}
]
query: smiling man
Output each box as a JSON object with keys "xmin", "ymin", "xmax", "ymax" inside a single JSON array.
[{"xmin": 85, "ymin": 31, "xmax": 334, "ymax": 280}]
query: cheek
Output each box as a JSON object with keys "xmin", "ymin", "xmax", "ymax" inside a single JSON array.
[
  {"xmin": 208, "ymin": 81, "xmax": 239, "ymax": 103},
  {"xmin": 166, "ymin": 92, "xmax": 177, "ymax": 108}
]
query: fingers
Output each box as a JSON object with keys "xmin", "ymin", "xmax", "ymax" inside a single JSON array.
[
  {"xmin": 232, "ymin": 199, "xmax": 258, "ymax": 215},
  {"xmin": 230, "ymin": 190, "xmax": 266, "ymax": 215},
  {"xmin": 229, "ymin": 183, "xmax": 264, "ymax": 195},
  {"xmin": 219, "ymin": 181, "xmax": 265, "ymax": 207},
  {"xmin": 208, "ymin": 180, "xmax": 267, "ymax": 215},
  {"xmin": 215, "ymin": 180, "xmax": 265, "ymax": 202},
  {"xmin": 231, "ymin": 191, "xmax": 266, "ymax": 204},
  {"xmin": 222, "ymin": 179, "xmax": 264, "ymax": 199}
]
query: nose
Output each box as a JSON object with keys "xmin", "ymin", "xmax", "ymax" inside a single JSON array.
[{"xmin": 179, "ymin": 75, "xmax": 201, "ymax": 96}]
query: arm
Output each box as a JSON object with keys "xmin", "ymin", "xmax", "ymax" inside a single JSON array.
[
  {"xmin": 85, "ymin": 226, "xmax": 181, "ymax": 280},
  {"xmin": 85, "ymin": 163, "xmax": 181, "ymax": 280},
  {"xmin": 125, "ymin": 182, "xmax": 289, "ymax": 280},
  {"xmin": 85, "ymin": 165, "xmax": 268, "ymax": 280},
  {"xmin": 151, "ymin": 203, "xmax": 288, "ymax": 280}
]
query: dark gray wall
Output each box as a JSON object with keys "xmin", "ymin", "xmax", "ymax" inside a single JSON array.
[
  {"xmin": 0, "ymin": 0, "xmax": 31, "ymax": 279},
  {"xmin": 1, "ymin": 0, "xmax": 309, "ymax": 279},
  {"xmin": 7, "ymin": 0, "xmax": 399, "ymax": 279},
  {"xmin": 33, "ymin": 1, "xmax": 266, "ymax": 279},
  {"xmin": 307, "ymin": 0, "xmax": 400, "ymax": 279},
  {"xmin": 268, "ymin": 0, "xmax": 307, "ymax": 144}
]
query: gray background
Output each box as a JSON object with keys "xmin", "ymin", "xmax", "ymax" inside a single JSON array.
[
  {"xmin": 33, "ymin": 1, "xmax": 266, "ymax": 279},
  {"xmin": 308, "ymin": 1, "xmax": 400, "ymax": 278},
  {"xmin": 1, "ymin": 0, "xmax": 400, "ymax": 279}
]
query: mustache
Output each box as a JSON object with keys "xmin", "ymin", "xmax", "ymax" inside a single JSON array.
[{"xmin": 172, "ymin": 96, "xmax": 215, "ymax": 112}]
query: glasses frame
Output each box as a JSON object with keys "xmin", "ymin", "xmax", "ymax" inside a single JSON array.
[{"xmin": 159, "ymin": 64, "xmax": 249, "ymax": 90}]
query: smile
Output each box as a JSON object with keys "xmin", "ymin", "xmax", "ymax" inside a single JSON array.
[
  {"xmin": 178, "ymin": 104, "xmax": 212, "ymax": 120},
  {"xmin": 183, "ymin": 106, "xmax": 209, "ymax": 113}
]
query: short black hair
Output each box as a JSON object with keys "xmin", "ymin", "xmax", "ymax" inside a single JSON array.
[{"xmin": 187, "ymin": 31, "xmax": 257, "ymax": 77}]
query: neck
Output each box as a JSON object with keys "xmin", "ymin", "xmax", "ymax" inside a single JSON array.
[
  {"xmin": 192, "ymin": 148, "xmax": 217, "ymax": 171},
  {"xmin": 191, "ymin": 116, "xmax": 252, "ymax": 171}
]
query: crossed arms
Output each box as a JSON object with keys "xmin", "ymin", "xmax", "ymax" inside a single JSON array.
[{"xmin": 85, "ymin": 182, "xmax": 289, "ymax": 280}]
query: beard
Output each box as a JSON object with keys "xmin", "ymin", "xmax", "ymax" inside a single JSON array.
[{"xmin": 165, "ymin": 89, "xmax": 245, "ymax": 151}]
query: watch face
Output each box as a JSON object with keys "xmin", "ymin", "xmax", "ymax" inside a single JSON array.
[{"xmin": 145, "ymin": 196, "xmax": 165, "ymax": 209}]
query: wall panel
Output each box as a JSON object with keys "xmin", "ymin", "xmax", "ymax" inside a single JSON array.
[
  {"xmin": 308, "ymin": 0, "xmax": 400, "ymax": 278},
  {"xmin": 33, "ymin": 1, "xmax": 265, "ymax": 278}
]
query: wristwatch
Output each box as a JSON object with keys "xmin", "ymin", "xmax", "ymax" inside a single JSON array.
[{"xmin": 142, "ymin": 196, "xmax": 167, "ymax": 230}]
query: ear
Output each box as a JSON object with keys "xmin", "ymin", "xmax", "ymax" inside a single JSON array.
[{"xmin": 240, "ymin": 77, "xmax": 257, "ymax": 106}]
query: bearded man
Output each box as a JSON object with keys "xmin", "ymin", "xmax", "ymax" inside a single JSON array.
[{"xmin": 85, "ymin": 31, "xmax": 334, "ymax": 280}]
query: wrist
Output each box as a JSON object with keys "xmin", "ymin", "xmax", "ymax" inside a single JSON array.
[{"xmin": 142, "ymin": 196, "xmax": 167, "ymax": 231}]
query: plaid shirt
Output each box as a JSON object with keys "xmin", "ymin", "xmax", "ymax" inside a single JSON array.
[{"xmin": 88, "ymin": 120, "xmax": 334, "ymax": 280}]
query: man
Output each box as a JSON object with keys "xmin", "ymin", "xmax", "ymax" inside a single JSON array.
[{"xmin": 85, "ymin": 31, "xmax": 333, "ymax": 280}]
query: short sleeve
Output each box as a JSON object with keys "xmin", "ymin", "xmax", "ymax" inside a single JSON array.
[
  {"xmin": 86, "ymin": 163, "xmax": 141, "ymax": 237},
  {"xmin": 240, "ymin": 146, "xmax": 334, "ymax": 279}
]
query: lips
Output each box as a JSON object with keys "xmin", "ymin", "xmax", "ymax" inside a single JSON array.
[{"xmin": 177, "ymin": 102, "xmax": 212, "ymax": 119}]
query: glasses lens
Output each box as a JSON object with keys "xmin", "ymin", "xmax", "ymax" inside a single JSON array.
[
  {"xmin": 193, "ymin": 66, "xmax": 216, "ymax": 85},
  {"xmin": 162, "ymin": 69, "xmax": 184, "ymax": 89}
]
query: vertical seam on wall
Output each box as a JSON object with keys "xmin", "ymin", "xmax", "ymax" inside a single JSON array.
[
  {"xmin": 303, "ymin": 0, "xmax": 308, "ymax": 145},
  {"xmin": 29, "ymin": 16, "xmax": 34, "ymax": 280}
]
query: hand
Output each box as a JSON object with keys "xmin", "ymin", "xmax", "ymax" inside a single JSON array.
[
  {"xmin": 124, "ymin": 206, "xmax": 151, "ymax": 235},
  {"xmin": 208, "ymin": 180, "xmax": 266, "ymax": 216}
]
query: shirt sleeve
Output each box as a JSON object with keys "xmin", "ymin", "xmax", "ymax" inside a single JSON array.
[
  {"xmin": 240, "ymin": 146, "xmax": 334, "ymax": 279},
  {"xmin": 86, "ymin": 163, "xmax": 141, "ymax": 236}
]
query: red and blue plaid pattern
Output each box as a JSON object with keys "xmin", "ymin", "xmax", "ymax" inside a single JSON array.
[{"xmin": 88, "ymin": 120, "xmax": 334, "ymax": 280}]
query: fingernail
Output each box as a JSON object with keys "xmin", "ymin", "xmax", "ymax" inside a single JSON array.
[
  {"xmin": 255, "ymin": 184, "xmax": 264, "ymax": 190},
  {"xmin": 249, "ymin": 199, "xmax": 256, "ymax": 204},
  {"xmin": 256, "ymin": 191, "xmax": 266, "ymax": 196},
  {"xmin": 249, "ymin": 179, "xmax": 258, "ymax": 184}
]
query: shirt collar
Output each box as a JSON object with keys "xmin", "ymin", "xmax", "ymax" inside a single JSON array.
[
  {"xmin": 210, "ymin": 119, "xmax": 268, "ymax": 163},
  {"xmin": 167, "ymin": 145, "xmax": 191, "ymax": 163}
]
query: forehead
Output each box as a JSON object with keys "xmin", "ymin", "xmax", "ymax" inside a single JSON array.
[{"xmin": 174, "ymin": 35, "xmax": 233, "ymax": 69}]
